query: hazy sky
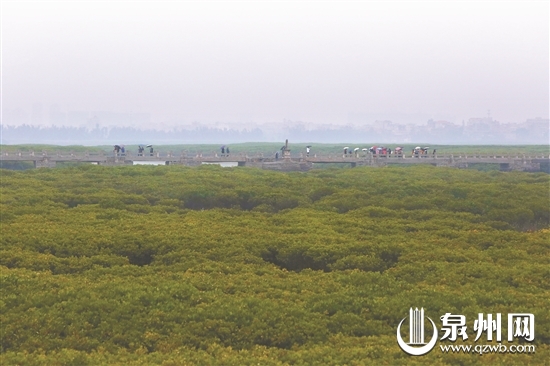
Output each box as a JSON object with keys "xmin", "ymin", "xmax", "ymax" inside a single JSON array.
[{"xmin": 2, "ymin": 1, "xmax": 549, "ymax": 127}]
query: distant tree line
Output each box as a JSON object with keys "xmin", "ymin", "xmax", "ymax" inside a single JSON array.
[
  {"xmin": 0, "ymin": 125, "xmax": 264, "ymax": 144},
  {"xmin": 2, "ymin": 121, "xmax": 548, "ymax": 144}
]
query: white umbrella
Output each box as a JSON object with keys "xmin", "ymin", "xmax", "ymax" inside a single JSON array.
[
  {"xmin": 362, "ymin": 148, "xmax": 368, "ymax": 151},
  {"xmin": 354, "ymin": 148, "xmax": 360, "ymax": 151},
  {"xmin": 343, "ymin": 147, "xmax": 349, "ymax": 149}
]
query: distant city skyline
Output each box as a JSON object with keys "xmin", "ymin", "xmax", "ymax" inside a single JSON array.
[
  {"xmin": 2, "ymin": 114, "xmax": 548, "ymax": 145},
  {"xmin": 2, "ymin": 1, "xmax": 548, "ymax": 130},
  {"xmin": 2, "ymin": 102, "xmax": 547, "ymax": 130}
]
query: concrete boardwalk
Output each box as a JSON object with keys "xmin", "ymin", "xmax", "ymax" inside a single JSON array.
[{"xmin": 1, "ymin": 151, "xmax": 548, "ymax": 171}]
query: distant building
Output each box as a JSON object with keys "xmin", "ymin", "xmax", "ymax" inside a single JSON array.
[
  {"xmin": 467, "ymin": 117, "xmax": 500, "ymax": 128},
  {"xmin": 427, "ymin": 119, "xmax": 454, "ymax": 129},
  {"xmin": 525, "ymin": 117, "xmax": 549, "ymax": 130}
]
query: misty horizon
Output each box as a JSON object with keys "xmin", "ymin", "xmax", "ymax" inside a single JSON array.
[
  {"xmin": 2, "ymin": 2, "xmax": 549, "ymax": 133},
  {"xmin": 2, "ymin": 116, "xmax": 548, "ymax": 145},
  {"xmin": 3, "ymin": 104, "xmax": 548, "ymax": 130}
]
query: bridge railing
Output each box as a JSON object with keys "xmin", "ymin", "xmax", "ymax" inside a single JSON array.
[
  {"xmin": 298, "ymin": 154, "xmax": 550, "ymax": 164},
  {"xmin": 1, "ymin": 151, "xmax": 549, "ymax": 161},
  {"xmin": 304, "ymin": 153, "xmax": 550, "ymax": 159}
]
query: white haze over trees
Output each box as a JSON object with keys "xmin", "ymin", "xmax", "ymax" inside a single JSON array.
[{"xmin": 1, "ymin": 1, "xmax": 548, "ymax": 143}]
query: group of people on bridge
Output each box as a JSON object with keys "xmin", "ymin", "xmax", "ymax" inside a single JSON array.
[
  {"xmin": 340, "ymin": 146, "xmax": 437, "ymax": 158},
  {"xmin": 112, "ymin": 142, "xmax": 437, "ymax": 160},
  {"xmin": 270, "ymin": 145, "xmax": 440, "ymax": 159},
  {"xmin": 113, "ymin": 145, "xmax": 155, "ymax": 157},
  {"xmin": 412, "ymin": 147, "xmax": 436, "ymax": 156},
  {"xmin": 219, "ymin": 145, "xmax": 231, "ymax": 157}
]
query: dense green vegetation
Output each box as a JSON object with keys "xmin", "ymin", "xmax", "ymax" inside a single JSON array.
[{"xmin": 1, "ymin": 165, "xmax": 549, "ymax": 365}]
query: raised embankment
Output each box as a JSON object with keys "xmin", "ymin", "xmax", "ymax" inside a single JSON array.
[{"xmin": 1, "ymin": 151, "xmax": 548, "ymax": 172}]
